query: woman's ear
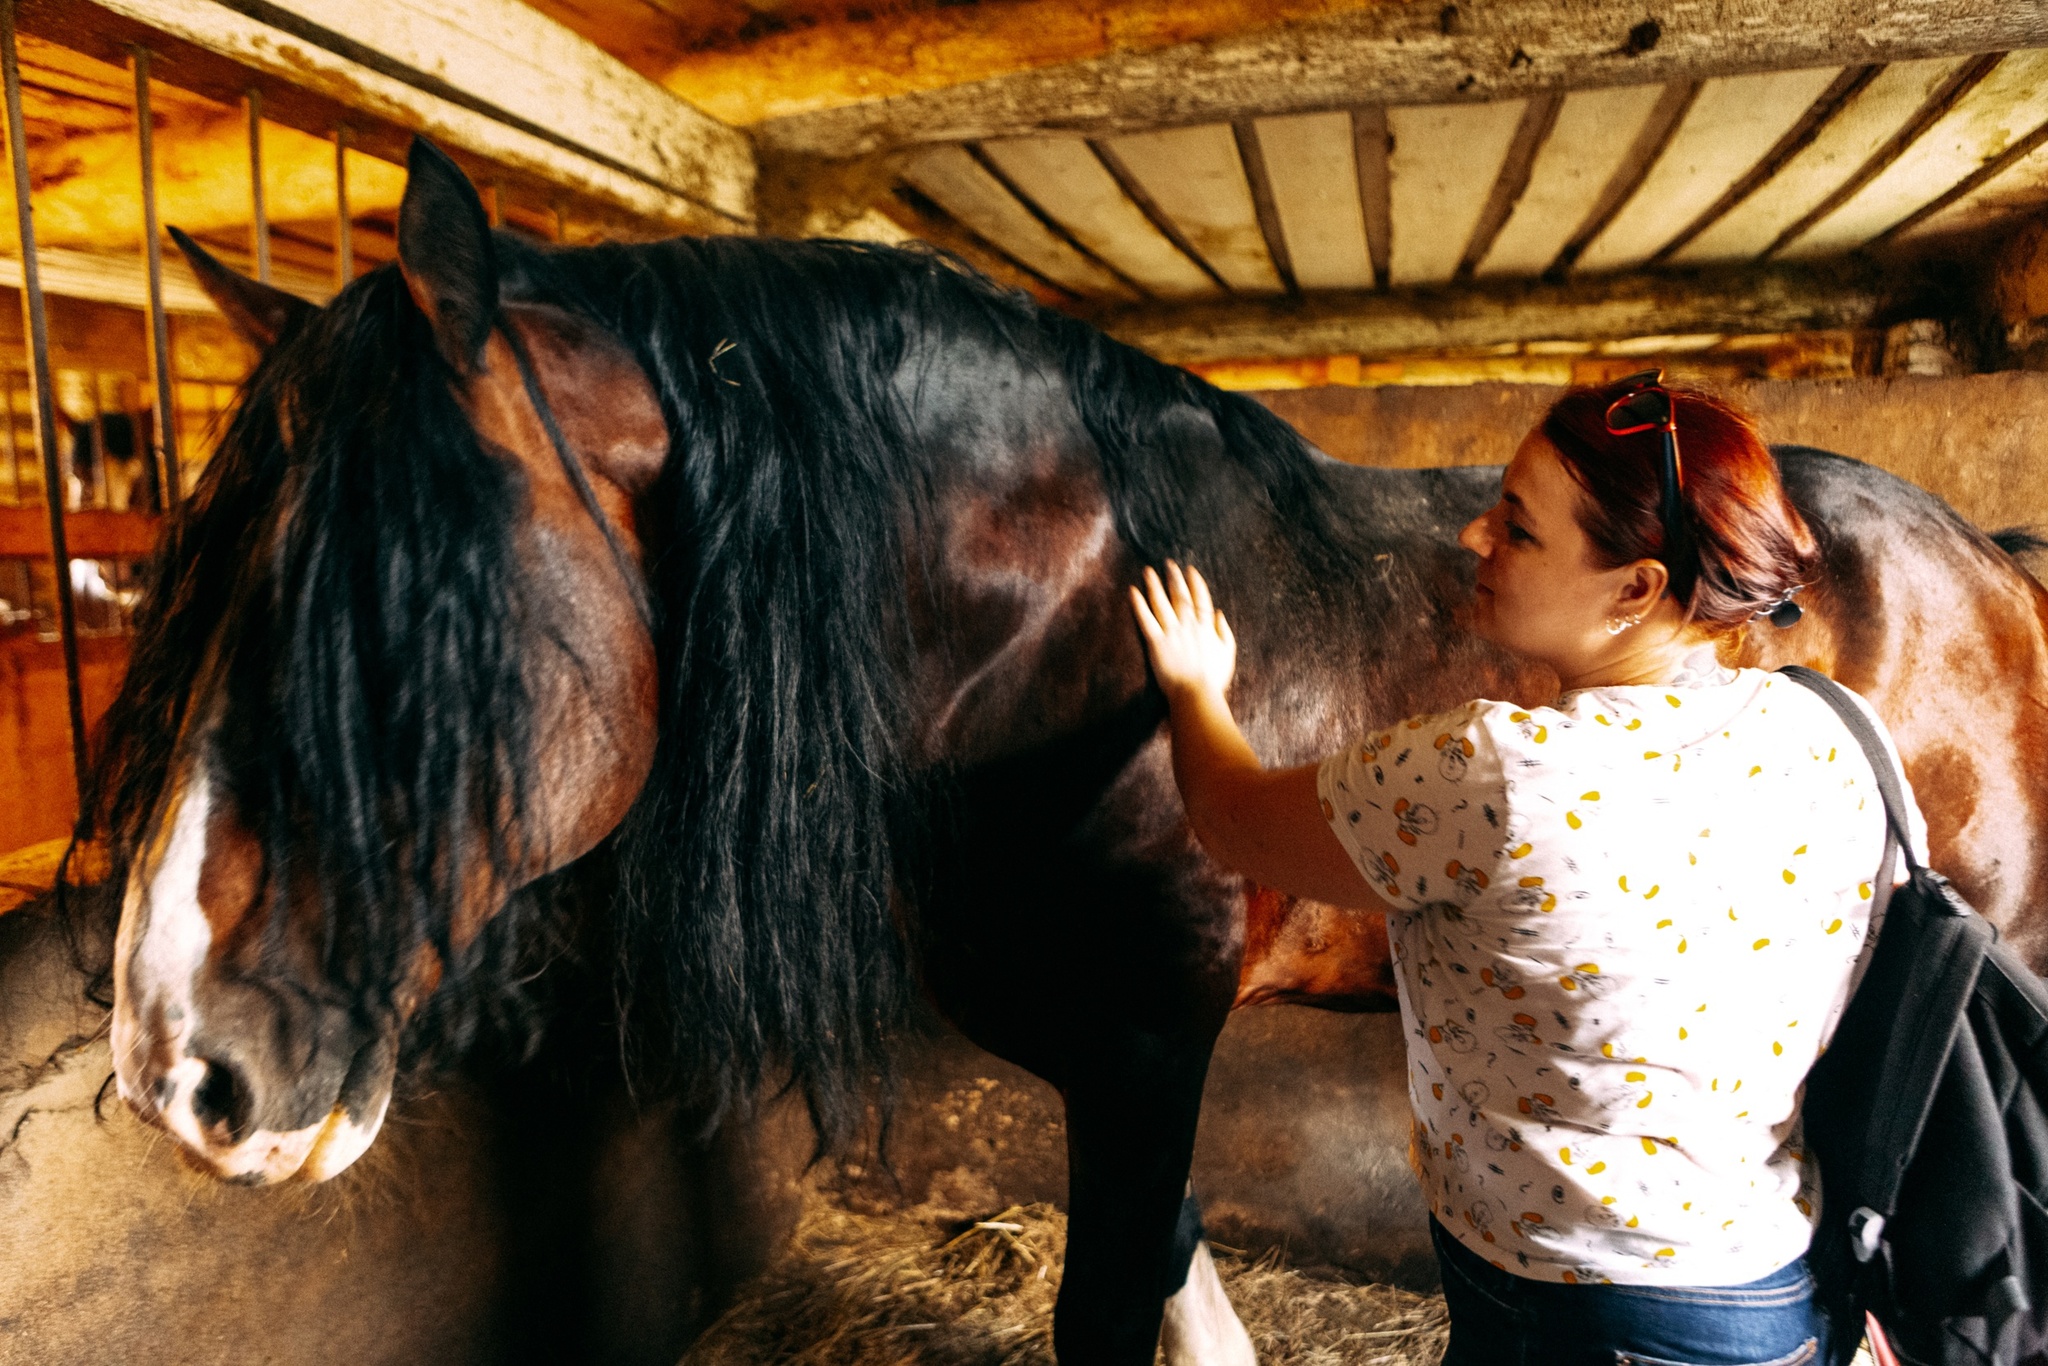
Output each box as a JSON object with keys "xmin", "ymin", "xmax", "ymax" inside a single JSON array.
[{"xmin": 1613, "ymin": 559, "xmax": 1671, "ymax": 617}]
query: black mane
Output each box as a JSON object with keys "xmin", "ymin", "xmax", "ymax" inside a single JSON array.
[
  {"xmin": 518, "ymin": 235, "xmax": 1343, "ymax": 1142},
  {"xmin": 80, "ymin": 267, "xmax": 555, "ymax": 1057},
  {"xmin": 84, "ymin": 234, "xmax": 1347, "ymax": 1143}
]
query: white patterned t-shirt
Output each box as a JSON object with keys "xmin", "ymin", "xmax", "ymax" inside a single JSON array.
[{"xmin": 1317, "ymin": 666, "xmax": 1926, "ymax": 1286}]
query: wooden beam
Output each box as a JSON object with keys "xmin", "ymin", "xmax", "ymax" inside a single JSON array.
[
  {"xmin": 1549, "ymin": 79, "xmax": 1698, "ymax": 276},
  {"xmin": 1076, "ymin": 259, "xmax": 1940, "ymax": 365},
  {"xmin": 752, "ymin": 1, "xmax": 2048, "ymax": 158},
  {"xmin": 0, "ymin": 243, "xmax": 330, "ymax": 312},
  {"xmin": 20, "ymin": 0, "xmax": 751, "ymax": 234},
  {"xmin": 1652, "ymin": 65, "xmax": 1882, "ymax": 264},
  {"xmin": 0, "ymin": 505, "xmax": 161, "ymax": 558},
  {"xmin": 1352, "ymin": 106, "xmax": 1391, "ymax": 289},
  {"xmin": 1456, "ymin": 91, "xmax": 1561, "ymax": 280},
  {"xmin": 1764, "ymin": 53, "xmax": 2002, "ymax": 257}
]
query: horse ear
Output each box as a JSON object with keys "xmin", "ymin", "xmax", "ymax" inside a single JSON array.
[
  {"xmin": 168, "ymin": 226, "xmax": 315, "ymax": 349},
  {"xmin": 398, "ymin": 137, "xmax": 498, "ymax": 374}
]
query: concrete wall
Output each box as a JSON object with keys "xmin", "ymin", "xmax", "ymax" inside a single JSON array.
[{"xmin": 1252, "ymin": 370, "xmax": 2048, "ymax": 534}]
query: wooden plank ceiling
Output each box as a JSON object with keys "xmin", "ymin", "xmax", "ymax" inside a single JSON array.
[{"xmin": 893, "ymin": 47, "xmax": 2048, "ymax": 308}]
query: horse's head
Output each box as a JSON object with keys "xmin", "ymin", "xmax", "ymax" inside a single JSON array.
[{"xmin": 98, "ymin": 140, "xmax": 666, "ymax": 1183}]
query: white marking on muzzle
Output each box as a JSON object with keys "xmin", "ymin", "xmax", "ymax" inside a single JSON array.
[
  {"xmin": 112, "ymin": 769, "xmax": 216, "ymax": 1117},
  {"xmin": 302, "ymin": 1090, "xmax": 393, "ymax": 1182}
]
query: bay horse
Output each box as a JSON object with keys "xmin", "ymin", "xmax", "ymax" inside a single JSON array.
[{"xmin": 85, "ymin": 138, "xmax": 2048, "ymax": 1365}]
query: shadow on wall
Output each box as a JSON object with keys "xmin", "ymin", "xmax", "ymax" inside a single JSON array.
[{"xmin": 1255, "ymin": 370, "xmax": 2048, "ymax": 538}]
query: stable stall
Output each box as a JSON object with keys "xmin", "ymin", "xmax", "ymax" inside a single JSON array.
[{"xmin": 3, "ymin": 3, "xmax": 2046, "ymax": 1362}]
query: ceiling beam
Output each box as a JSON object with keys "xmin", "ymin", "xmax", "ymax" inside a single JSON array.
[
  {"xmin": 753, "ymin": 0, "xmax": 2048, "ymax": 159},
  {"xmin": 23, "ymin": 0, "xmax": 754, "ymax": 234},
  {"xmin": 1077, "ymin": 259, "xmax": 1945, "ymax": 365}
]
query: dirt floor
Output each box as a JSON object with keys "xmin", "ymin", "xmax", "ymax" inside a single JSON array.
[{"xmin": 681, "ymin": 1185, "xmax": 1452, "ymax": 1366}]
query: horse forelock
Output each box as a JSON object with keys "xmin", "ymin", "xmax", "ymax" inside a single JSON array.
[{"xmin": 79, "ymin": 265, "xmax": 563, "ymax": 1063}]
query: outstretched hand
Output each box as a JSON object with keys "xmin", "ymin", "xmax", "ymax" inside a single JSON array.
[{"xmin": 1130, "ymin": 561, "xmax": 1236, "ymax": 703}]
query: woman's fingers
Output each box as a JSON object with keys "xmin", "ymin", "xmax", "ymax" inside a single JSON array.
[
  {"xmin": 1166, "ymin": 559, "xmax": 1196, "ymax": 618},
  {"xmin": 1143, "ymin": 565, "xmax": 1177, "ymax": 624},
  {"xmin": 1130, "ymin": 584, "xmax": 1168, "ymax": 643},
  {"xmin": 1138, "ymin": 562, "xmax": 1220, "ymax": 632},
  {"xmin": 1189, "ymin": 565, "xmax": 1214, "ymax": 621}
]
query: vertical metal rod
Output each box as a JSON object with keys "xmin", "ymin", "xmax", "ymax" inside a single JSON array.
[
  {"xmin": 333, "ymin": 124, "xmax": 353, "ymax": 288},
  {"xmin": 0, "ymin": 376, "xmax": 18, "ymax": 499},
  {"xmin": 2, "ymin": 0, "xmax": 89, "ymax": 804},
  {"xmin": 247, "ymin": 87, "xmax": 270, "ymax": 283},
  {"xmin": 88, "ymin": 382, "xmax": 107, "ymax": 507},
  {"xmin": 131, "ymin": 48, "xmax": 180, "ymax": 508}
]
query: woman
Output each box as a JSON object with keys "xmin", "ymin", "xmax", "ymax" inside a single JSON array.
[{"xmin": 1130, "ymin": 376, "xmax": 1925, "ymax": 1366}]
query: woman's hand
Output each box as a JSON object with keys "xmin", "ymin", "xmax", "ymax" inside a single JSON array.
[{"xmin": 1130, "ymin": 560, "xmax": 1236, "ymax": 703}]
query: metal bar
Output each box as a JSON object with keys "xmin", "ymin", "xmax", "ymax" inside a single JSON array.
[
  {"xmin": 247, "ymin": 87, "xmax": 270, "ymax": 283},
  {"xmin": 0, "ymin": 375, "xmax": 18, "ymax": 500},
  {"xmin": 334, "ymin": 123, "xmax": 353, "ymax": 287},
  {"xmin": 132, "ymin": 47, "xmax": 181, "ymax": 509},
  {"xmin": 1, "ymin": 0, "xmax": 89, "ymax": 804},
  {"xmin": 88, "ymin": 387, "xmax": 108, "ymax": 508}
]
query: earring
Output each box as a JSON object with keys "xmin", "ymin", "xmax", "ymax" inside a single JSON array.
[{"xmin": 1605, "ymin": 613, "xmax": 1641, "ymax": 636}]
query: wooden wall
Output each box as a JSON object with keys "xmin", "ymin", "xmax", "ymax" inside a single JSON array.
[
  {"xmin": 1253, "ymin": 369, "xmax": 2048, "ymax": 534},
  {"xmin": 0, "ymin": 631, "xmax": 128, "ymax": 849}
]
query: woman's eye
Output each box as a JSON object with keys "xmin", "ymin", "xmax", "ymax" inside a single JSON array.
[{"xmin": 1506, "ymin": 521, "xmax": 1534, "ymax": 543}]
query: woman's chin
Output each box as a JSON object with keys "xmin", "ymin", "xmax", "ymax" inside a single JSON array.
[{"xmin": 1462, "ymin": 592, "xmax": 1496, "ymax": 639}]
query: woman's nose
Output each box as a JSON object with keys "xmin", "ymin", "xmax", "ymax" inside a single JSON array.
[{"xmin": 1458, "ymin": 512, "xmax": 1493, "ymax": 556}]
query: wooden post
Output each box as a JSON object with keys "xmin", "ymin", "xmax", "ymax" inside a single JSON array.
[
  {"xmin": 131, "ymin": 46, "xmax": 181, "ymax": 507},
  {"xmin": 247, "ymin": 87, "xmax": 270, "ymax": 283},
  {"xmin": 2, "ymin": 0, "xmax": 89, "ymax": 804},
  {"xmin": 334, "ymin": 123, "xmax": 353, "ymax": 288}
]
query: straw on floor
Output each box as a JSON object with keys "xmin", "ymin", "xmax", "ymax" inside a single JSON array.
[{"xmin": 680, "ymin": 1189, "xmax": 1449, "ymax": 1366}]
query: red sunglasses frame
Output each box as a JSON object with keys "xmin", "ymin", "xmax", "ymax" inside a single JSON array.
[{"xmin": 1602, "ymin": 369, "xmax": 1695, "ymax": 602}]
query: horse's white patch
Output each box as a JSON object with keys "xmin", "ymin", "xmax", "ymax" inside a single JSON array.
[
  {"xmin": 112, "ymin": 768, "xmax": 215, "ymax": 1116},
  {"xmin": 301, "ymin": 1090, "xmax": 392, "ymax": 1182},
  {"xmin": 1159, "ymin": 1241, "xmax": 1256, "ymax": 1366}
]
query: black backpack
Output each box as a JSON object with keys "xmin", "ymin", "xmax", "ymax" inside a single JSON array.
[{"xmin": 1780, "ymin": 666, "xmax": 2048, "ymax": 1366}]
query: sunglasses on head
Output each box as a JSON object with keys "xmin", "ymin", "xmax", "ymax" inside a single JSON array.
[
  {"xmin": 1599, "ymin": 371, "xmax": 1803, "ymax": 629},
  {"xmin": 1602, "ymin": 369, "xmax": 1695, "ymax": 603}
]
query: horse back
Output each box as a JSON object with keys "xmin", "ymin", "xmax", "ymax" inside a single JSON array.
[{"xmin": 1749, "ymin": 446, "xmax": 2048, "ymax": 968}]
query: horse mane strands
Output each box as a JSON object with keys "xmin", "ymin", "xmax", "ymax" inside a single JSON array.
[
  {"xmin": 532, "ymin": 237, "xmax": 957, "ymax": 1148},
  {"xmin": 75, "ymin": 267, "xmax": 556, "ymax": 1059},
  {"xmin": 515, "ymin": 236, "xmax": 1356, "ymax": 1144}
]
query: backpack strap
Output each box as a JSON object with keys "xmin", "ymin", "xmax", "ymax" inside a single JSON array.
[
  {"xmin": 1776, "ymin": 666, "xmax": 1920, "ymax": 875},
  {"xmin": 1778, "ymin": 666, "xmax": 1995, "ymax": 1245}
]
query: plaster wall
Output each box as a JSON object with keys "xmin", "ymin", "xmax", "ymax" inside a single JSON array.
[{"xmin": 1253, "ymin": 370, "xmax": 2048, "ymax": 535}]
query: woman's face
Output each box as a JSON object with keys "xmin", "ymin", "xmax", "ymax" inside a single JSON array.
[{"xmin": 1458, "ymin": 431, "xmax": 1665, "ymax": 679}]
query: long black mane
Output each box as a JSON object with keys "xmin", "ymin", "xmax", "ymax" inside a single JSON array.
[
  {"xmin": 80, "ymin": 267, "xmax": 554, "ymax": 1056},
  {"xmin": 517, "ymin": 235, "xmax": 1344, "ymax": 1141}
]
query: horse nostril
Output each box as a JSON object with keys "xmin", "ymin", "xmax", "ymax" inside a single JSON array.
[{"xmin": 190, "ymin": 1057, "xmax": 254, "ymax": 1143}]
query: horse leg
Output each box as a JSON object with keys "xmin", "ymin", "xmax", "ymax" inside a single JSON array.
[
  {"xmin": 1055, "ymin": 1029, "xmax": 1246, "ymax": 1366},
  {"xmin": 1159, "ymin": 1186, "xmax": 1258, "ymax": 1366}
]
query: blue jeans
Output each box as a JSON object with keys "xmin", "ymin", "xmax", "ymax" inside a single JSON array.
[{"xmin": 1432, "ymin": 1217, "xmax": 1836, "ymax": 1366}]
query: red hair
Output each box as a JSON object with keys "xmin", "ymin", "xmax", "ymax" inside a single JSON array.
[{"xmin": 1541, "ymin": 380, "xmax": 1819, "ymax": 633}]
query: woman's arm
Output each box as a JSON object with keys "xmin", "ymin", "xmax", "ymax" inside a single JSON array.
[{"xmin": 1130, "ymin": 562, "xmax": 1390, "ymax": 911}]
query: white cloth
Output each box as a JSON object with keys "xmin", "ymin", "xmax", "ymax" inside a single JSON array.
[{"xmin": 1318, "ymin": 663, "xmax": 1927, "ymax": 1286}]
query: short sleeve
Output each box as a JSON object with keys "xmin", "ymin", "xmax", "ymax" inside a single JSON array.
[{"xmin": 1317, "ymin": 703, "xmax": 1509, "ymax": 911}]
